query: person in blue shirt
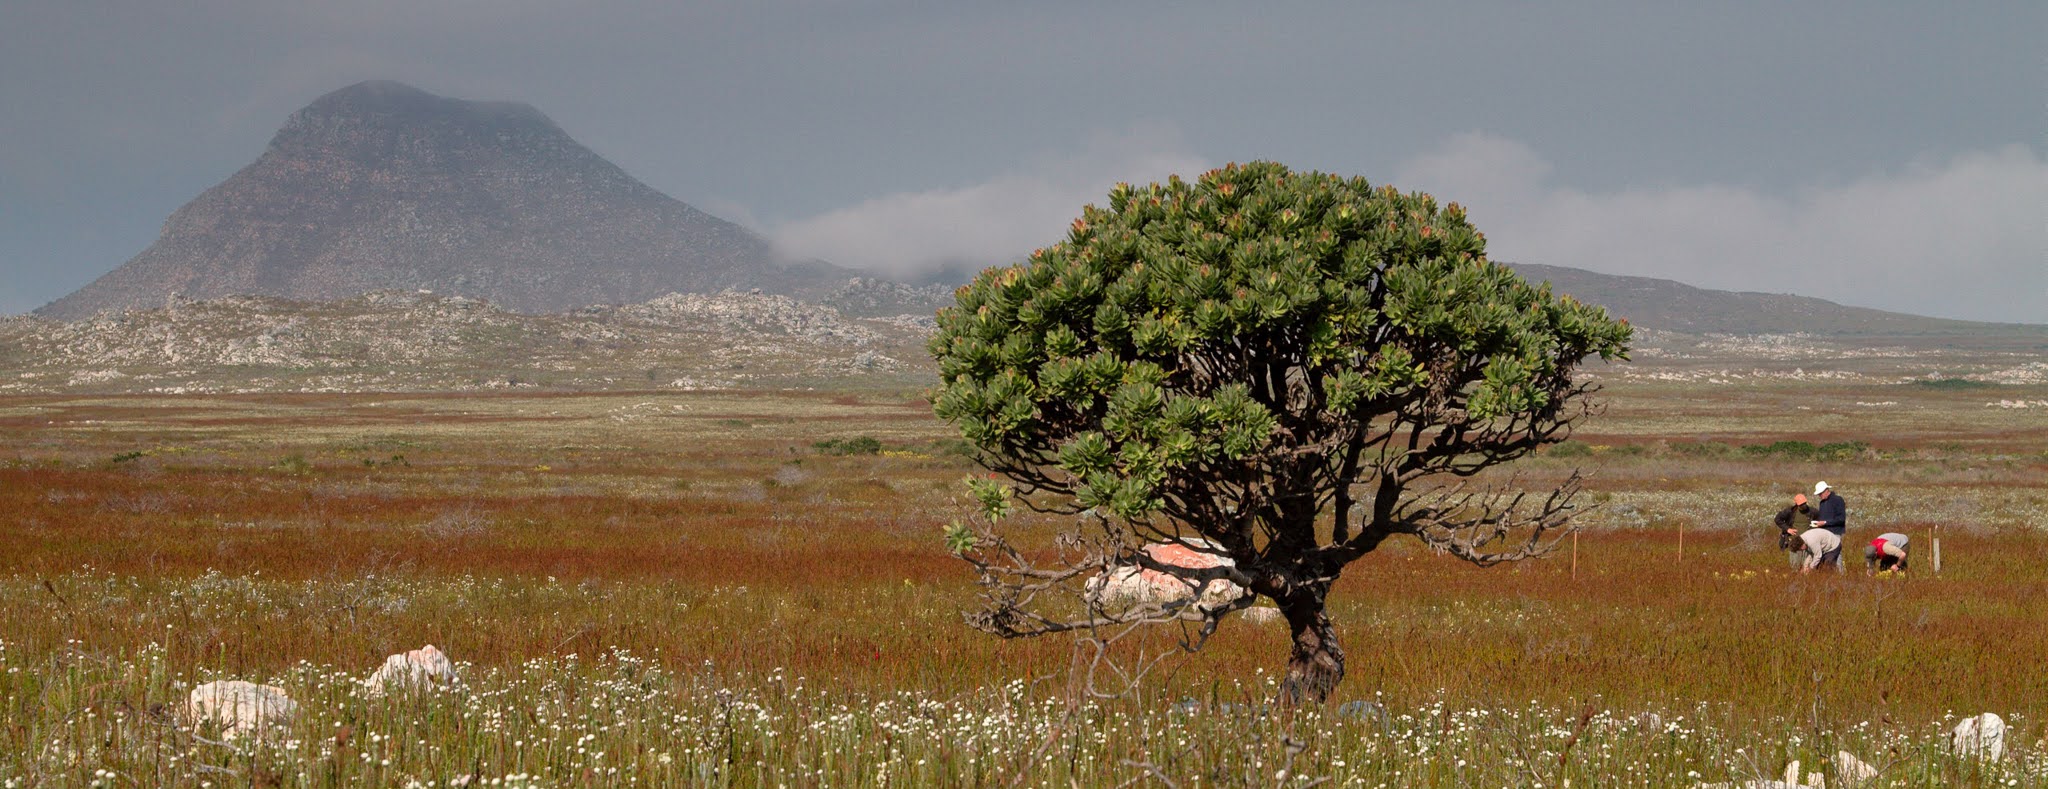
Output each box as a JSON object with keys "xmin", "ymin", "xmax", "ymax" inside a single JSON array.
[{"xmin": 1807, "ymin": 481, "xmax": 1847, "ymax": 570}]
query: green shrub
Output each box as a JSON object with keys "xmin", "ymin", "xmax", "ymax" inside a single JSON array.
[
  {"xmin": 1545, "ymin": 440, "xmax": 1594, "ymax": 458},
  {"xmin": 1913, "ymin": 377, "xmax": 1990, "ymax": 389},
  {"xmin": 1740, "ymin": 440, "xmax": 1870, "ymax": 462},
  {"xmin": 1669, "ymin": 441, "xmax": 1734, "ymax": 457},
  {"xmin": 813, "ymin": 436, "xmax": 883, "ymax": 456},
  {"xmin": 1815, "ymin": 441, "xmax": 1870, "ymax": 461},
  {"xmin": 1742, "ymin": 440, "xmax": 1817, "ymax": 460}
]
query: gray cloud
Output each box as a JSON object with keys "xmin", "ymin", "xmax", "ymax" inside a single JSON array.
[
  {"xmin": 1396, "ymin": 133, "xmax": 2048, "ymax": 325},
  {"xmin": 771, "ymin": 125, "xmax": 1209, "ymax": 279},
  {"xmin": 3, "ymin": 2, "xmax": 2042, "ymax": 318}
]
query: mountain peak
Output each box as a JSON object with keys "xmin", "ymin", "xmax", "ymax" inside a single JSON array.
[
  {"xmin": 36, "ymin": 82, "xmax": 851, "ymax": 319},
  {"xmin": 274, "ymin": 81, "xmax": 561, "ymax": 159},
  {"xmin": 302, "ymin": 81, "xmax": 545, "ymax": 120}
]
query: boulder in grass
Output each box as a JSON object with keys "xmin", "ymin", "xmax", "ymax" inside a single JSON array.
[
  {"xmin": 1695, "ymin": 760, "xmax": 1824, "ymax": 789},
  {"xmin": 1084, "ymin": 540, "xmax": 1245, "ymax": 612},
  {"xmin": 1950, "ymin": 712, "xmax": 2005, "ymax": 761},
  {"xmin": 1831, "ymin": 751, "xmax": 1877, "ymax": 786},
  {"xmin": 186, "ymin": 680, "xmax": 297, "ymax": 740},
  {"xmin": 1241, "ymin": 606, "xmax": 1283, "ymax": 625},
  {"xmin": 362, "ymin": 644, "xmax": 458, "ymax": 696}
]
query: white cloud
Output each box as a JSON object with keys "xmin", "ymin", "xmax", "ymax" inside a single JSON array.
[
  {"xmin": 1395, "ymin": 133, "xmax": 2048, "ymax": 325},
  {"xmin": 771, "ymin": 125, "xmax": 1210, "ymax": 280}
]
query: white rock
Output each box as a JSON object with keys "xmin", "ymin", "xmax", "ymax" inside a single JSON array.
[
  {"xmin": 1692, "ymin": 761, "xmax": 1821, "ymax": 789},
  {"xmin": 362, "ymin": 644, "xmax": 458, "ymax": 696},
  {"xmin": 1085, "ymin": 539, "xmax": 1245, "ymax": 612},
  {"xmin": 1831, "ymin": 751, "xmax": 1876, "ymax": 785},
  {"xmin": 1694, "ymin": 761, "xmax": 1825, "ymax": 789},
  {"xmin": 186, "ymin": 680, "xmax": 297, "ymax": 740},
  {"xmin": 1241, "ymin": 606, "xmax": 1283, "ymax": 625},
  {"xmin": 1950, "ymin": 712, "xmax": 2005, "ymax": 761}
]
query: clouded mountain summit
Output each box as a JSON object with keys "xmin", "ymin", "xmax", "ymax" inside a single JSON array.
[{"xmin": 36, "ymin": 81, "xmax": 851, "ymax": 319}]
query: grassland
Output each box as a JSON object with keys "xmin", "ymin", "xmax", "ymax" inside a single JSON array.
[{"xmin": 2, "ymin": 377, "xmax": 2045, "ymax": 787}]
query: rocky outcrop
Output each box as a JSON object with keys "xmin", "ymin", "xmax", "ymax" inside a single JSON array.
[
  {"xmin": 38, "ymin": 81, "xmax": 852, "ymax": 319},
  {"xmin": 0, "ymin": 289, "xmax": 934, "ymax": 394},
  {"xmin": 821, "ymin": 277, "xmax": 955, "ymax": 319},
  {"xmin": 1950, "ymin": 712, "xmax": 2005, "ymax": 761},
  {"xmin": 186, "ymin": 680, "xmax": 297, "ymax": 740},
  {"xmin": 1831, "ymin": 751, "xmax": 1877, "ymax": 786},
  {"xmin": 363, "ymin": 644, "xmax": 459, "ymax": 695},
  {"xmin": 1084, "ymin": 540, "xmax": 1245, "ymax": 612}
]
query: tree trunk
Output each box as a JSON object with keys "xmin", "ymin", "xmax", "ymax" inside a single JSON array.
[{"xmin": 1278, "ymin": 589, "xmax": 1344, "ymax": 705}]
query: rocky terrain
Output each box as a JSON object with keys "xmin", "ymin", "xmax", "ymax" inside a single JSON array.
[
  {"xmin": 35, "ymin": 81, "xmax": 864, "ymax": 319},
  {"xmin": 1, "ymin": 286, "xmax": 937, "ymax": 394},
  {"xmin": 7, "ymin": 280, "xmax": 2044, "ymax": 395}
]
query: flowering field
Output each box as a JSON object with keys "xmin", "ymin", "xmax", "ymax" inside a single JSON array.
[{"xmin": 2, "ymin": 383, "xmax": 2044, "ymax": 787}]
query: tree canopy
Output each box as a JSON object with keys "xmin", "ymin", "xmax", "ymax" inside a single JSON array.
[{"xmin": 931, "ymin": 161, "xmax": 1631, "ymax": 702}]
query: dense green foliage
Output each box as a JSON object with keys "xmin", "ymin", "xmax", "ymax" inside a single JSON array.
[{"xmin": 931, "ymin": 161, "xmax": 1630, "ymax": 528}]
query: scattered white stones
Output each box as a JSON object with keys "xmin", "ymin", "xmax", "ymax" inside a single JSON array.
[
  {"xmin": 363, "ymin": 644, "xmax": 459, "ymax": 696},
  {"xmin": 1696, "ymin": 755, "xmax": 1875, "ymax": 789},
  {"xmin": 0, "ymin": 288, "xmax": 933, "ymax": 394},
  {"xmin": 1085, "ymin": 539, "xmax": 1245, "ymax": 612},
  {"xmin": 1784, "ymin": 759, "xmax": 1817, "ymax": 788},
  {"xmin": 1831, "ymin": 751, "xmax": 1877, "ymax": 786},
  {"xmin": 1696, "ymin": 771, "xmax": 1812, "ymax": 787},
  {"xmin": 186, "ymin": 680, "xmax": 297, "ymax": 740},
  {"xmin": 1950, "ymin": 712, "xmax": 2005, "ymax": 761}
]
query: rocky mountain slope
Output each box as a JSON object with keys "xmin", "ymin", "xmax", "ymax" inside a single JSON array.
[
  {"xmin": 3, "ymin": 287, "xmax": 936, "ymax": 394},
  {"xmin": 36, "ymin": 81, "xmax": 858, "ymax": 319},
  {"xmin": 1508, "ymin": 263, "xmax": 2044, "ymax": 338},
  {"xmin": 5, "ymin": 270, "xmax": 2043, "ymax": 395}
]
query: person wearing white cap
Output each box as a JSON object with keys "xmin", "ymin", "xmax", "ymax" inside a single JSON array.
[{"xmin": 1805, "ymin": 481, "xmax": 1847, "ymax": 571}]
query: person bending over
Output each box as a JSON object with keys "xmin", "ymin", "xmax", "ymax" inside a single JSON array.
[
  {"xmin": 1797, "ymin": 526, "xmax": 1842, "ymax": 573},
  {"xmin": 1866, "ymin": 532, "xmax": 1910, "ymax": 574}
]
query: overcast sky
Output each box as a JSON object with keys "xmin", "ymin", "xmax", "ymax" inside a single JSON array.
[{"xmin": 3, "ymin": 2, "xmax": 2042, "ymax": 322}]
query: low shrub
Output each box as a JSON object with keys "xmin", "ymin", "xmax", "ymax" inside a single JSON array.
[
  {"xmin": 1913, "ymin": 377, "xmax": 1991, "ymax": 389},
  {"xmin": 1740, "ymin": 440, "xmax": 1871, "ymax": 462},
  {"xmin": 1668, "ymin": 441, "xmax": 1734, "ymax": 458},
  {"xmin": 814, "ymin": 436, "xmax": 883, "ymax": 456},
  {"xmin": 1546, "ymin": 440, "xmax": 1594, "ymax": 458}
]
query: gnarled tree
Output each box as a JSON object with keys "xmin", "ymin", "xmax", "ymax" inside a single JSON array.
[{"xmin": 932, "ymin": 162, "xmax": 1631, "ymax": 703}]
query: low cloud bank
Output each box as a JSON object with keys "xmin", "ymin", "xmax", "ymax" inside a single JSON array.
[
  {"xmin": 1396, "ymin": 133, "xmax": 2047, "ymax": 325},
  {"xmin": 771, "ymin": 126, "xmax": 1207, "ymax": 283},
  {"xmin": 776, "ymin": 129, "xmax": 2044, "ymax": 325}
]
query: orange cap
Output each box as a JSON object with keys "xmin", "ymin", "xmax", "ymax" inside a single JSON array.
[{"xmin": 1793, "ymin": 493, "xmax": 1807, "ymax": 505}]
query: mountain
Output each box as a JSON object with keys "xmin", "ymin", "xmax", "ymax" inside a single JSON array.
[
  {"xmin": 1507, "ymin": 263, "xmax": 2047, "ymax": 338},
  {"xmin": 36, "ymin": 81, "xmax": 853, "ymax": 319}
]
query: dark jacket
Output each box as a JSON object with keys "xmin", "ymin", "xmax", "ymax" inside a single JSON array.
[
  {"xmin": 1813, "ymin": 493, "xmax": 1846, "ymax": 535},
  {"xmin": 1773, "ymin": 503, "xmax": 1812, "ymax": 550}
]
